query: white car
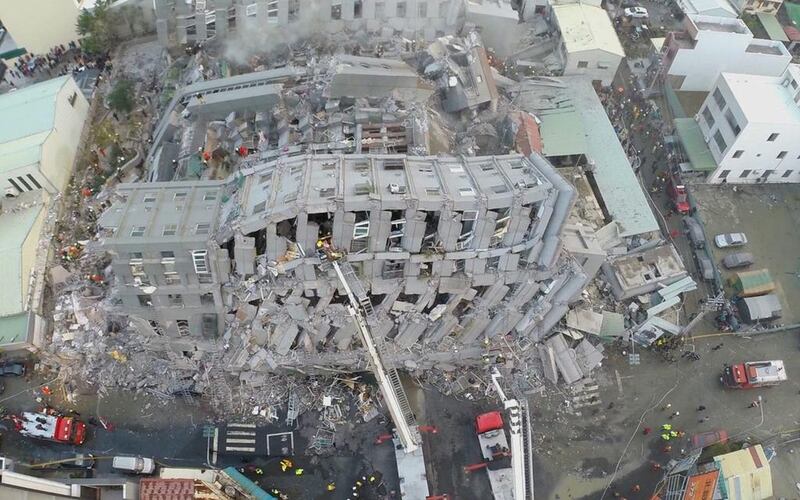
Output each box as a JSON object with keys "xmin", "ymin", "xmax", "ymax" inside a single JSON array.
[
  {"xmin": 624, "ymin": 6, "xmax": 649, "ymax": 18},
  {"xmin": 112, "ymin": 456, "xmax": 156, "ymax": 474},
  {"xmin": 714, "ymin": 232, "xmax": 747, "ymax": 248}
]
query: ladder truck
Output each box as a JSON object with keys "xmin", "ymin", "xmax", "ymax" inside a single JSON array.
[
  {"xmin": 467, "ymin": 369, "xmax": 534, "ymax": 499},
  {"xmin": 326, "ymin": 255, "xmax": 429, "ymax": 497}
]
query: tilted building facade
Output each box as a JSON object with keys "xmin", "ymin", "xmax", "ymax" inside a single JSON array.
[{"xmin": 99, "ymin": 153, "xmax": 588, "ymax": 370}]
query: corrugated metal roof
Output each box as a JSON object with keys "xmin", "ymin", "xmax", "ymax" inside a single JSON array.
[
  {"xmin": 714, "ymin": 445, "xmax": 772, "ymax": 500},
  {"xmin": 0, "ymin": 193, "xmax": 46, "ymax": 317},
  {"xmin": 0, "ymin": 131, "xmax": 49, "ymax": 175},
  {"xmin": 0, "ymin": 312, "xmax": 31, "ymax": 347},
  {"xmin": 0, "ymin": 76, "xmax": 68, "ymax": 144}
]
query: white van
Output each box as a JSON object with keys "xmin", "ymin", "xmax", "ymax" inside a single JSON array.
[{"xmin": 112, "ymin": 456, "xmax": 156, "ymax": 474}]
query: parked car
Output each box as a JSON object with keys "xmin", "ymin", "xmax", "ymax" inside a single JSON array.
[
  {"xmin": 112, "ymin": 456, "xmax": 156, "ymax": 474},
  {"xmin": 0, "ymin": 362, "xmax": 25, "ymax": 377},
  {"xmin": 714, "ymin": 232, "xmax": 747, "ymax": 248},
  {"xmin": 683, "ymin": 217, "xmax": 705, "ymax": 249},
  {"xmin": 694, "ymin": 250, "xmax": 715, "ymax": 281},
  {"xmin": 624, "ymin": 6, "xmax": 649, "ymax": 18},
  {"xmin": 722, "ymin": 252, "xmax": 754, "ymax": 269}
]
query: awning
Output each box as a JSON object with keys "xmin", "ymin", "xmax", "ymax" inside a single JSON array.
[
  {"xmin": 756, "ymin": 13, "xmax": 789, "ymax": 42},
  {"xmin": 651, "ymin": 37, "xmax": 666, "ymax": 52},
  {"xmin": 785, "ymin": 25, "xmax": 800, "ymax": 41},
  {"xmin": 0, "ymin": 47, "xmax": 27, "ymax": 60},
  {"xmin": 673, "ymin": 118, "xmax": 717, "ymax": 172}
]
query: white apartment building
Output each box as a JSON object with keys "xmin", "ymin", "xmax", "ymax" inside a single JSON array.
[
  {"xmin": 696, "ymin": 65, "xmax": 800, "ymax": 184},
  {"xmin": 675, "ymin": 0, "xmax": 738, "ymax": 18},
  {"xmin": 552, "ymin": 3, "xmax": 625, "ymax": 86},
  {"xmin": 662, "ymin": 15, "xmax": 791, "ymax": 92}
]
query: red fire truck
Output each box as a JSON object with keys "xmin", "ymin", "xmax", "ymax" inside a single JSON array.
[
  {"xmin": 666, "ymin": 173, "xmax": 691, "ymax": 215},
  {"xmin": 721, "ymin": 360, "xmax": 787, "ymax": 389},
  {"xmin": 14, "ymin": 411, "xmax": 87, "ymax": 445}
]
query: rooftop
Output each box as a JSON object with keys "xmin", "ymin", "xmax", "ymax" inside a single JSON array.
[
  {"xmin": 515, "ymin": 77, "xmax": 659, "ymax": 237},
  {"xmin": 721, "ymin": 70, "xmax": 800, "ymax": 125},
  {"xmin": 681, "ymin": 0, "xmax": 738, "ymax": 18},
  {"xmin": 0, "ymin": 191, "xmax": 47, "ymax": 317},
  {"xmin": 552, "ymin": 3, "xmax": 625, "ymax": 57}
]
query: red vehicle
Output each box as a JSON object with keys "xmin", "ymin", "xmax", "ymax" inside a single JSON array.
[
  {"xmin": 14, "ymin": 411, "xmax": 87, "ymax": 445},
  {"xmin": 691, "ymin": 429, "xmax": 728, "ymax": 448},
  {"xmin": 666, "ymin": 173, "xmax": 690, "ymax": 214},
  {"xmin": 721, "ymin": 360, "xmax": 787, "ymax": 389}
]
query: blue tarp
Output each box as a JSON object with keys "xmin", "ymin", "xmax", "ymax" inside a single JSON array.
[{"xmin": 222, "ymin": 467, "xmax": 277, "ymax": 500}]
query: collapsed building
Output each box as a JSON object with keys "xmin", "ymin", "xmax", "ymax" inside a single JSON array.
[{"xmin": 97, "ymin": 152, "xmax": 588, "ymax": 372}]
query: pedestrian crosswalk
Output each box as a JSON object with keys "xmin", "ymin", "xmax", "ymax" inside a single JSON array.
[
  {"xmin": 566, "ymin": 378, "xmax": 603, "ymax": 416},
  {"xmin": 223, "ymin": 423, "xmax": 257, "ymax": 453}
]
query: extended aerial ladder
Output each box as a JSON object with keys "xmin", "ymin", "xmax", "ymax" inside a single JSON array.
[
  {"xmin": 329, "ymin": 259, "xmax": 420, "ymax": 452},
  {"xmin": 490, "ymin": 368, "xmax": 534, "ymax": 500}
]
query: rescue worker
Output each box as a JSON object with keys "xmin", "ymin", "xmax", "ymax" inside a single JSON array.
[
  {"xmin": 661, "ymin": 423, "xmax": 672, "ymax": 431},
  {"xmin": 661, "ymin": 433, "xmax": 670, "ymax": 441},
  {"xmin": 294, "ymin": 468, "xmax": 304, "ymax": 476},
  {"xmin": 662, "ymin": 445, "xmax": 672, "ymax": 453},
  {"xmin": 355, "ymin": 480, "xmax": 363, "ymax": 488},
  {"xmin": 280, "ymin": 458, "xmax": 293, "ymax": 472},
  {"xmin": 670, "ymin": 430, "xmax": 678, "ymax": 438},
  {"xmin": 327, "ymin": 482, "xmax": 336, "ymax": 492},
  {"xmin": 255, "ymin": 468, "xmax": 263, "ymax": 475},
  {"xmin": 368, "ymin": 475, "xmax": 377, "ymax": 484}
]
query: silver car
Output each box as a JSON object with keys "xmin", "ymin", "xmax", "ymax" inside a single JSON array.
[{"xmin": 714, "ymin": 232, "xmax": 747, "ymax": 248}]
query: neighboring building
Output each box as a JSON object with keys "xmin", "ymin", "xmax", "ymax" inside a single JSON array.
[
  {"xmin": 731, "ymin": 0, "xmax": 783, "ymax": 13},
  {"xmin": 662, "ymin": 15, "xmax": 791, "ymax": 92},
  {"xmin": 463, "ymin": 0, "xmax": 535, "ymax": 57},
  {"xmin": 155, "ymin": 0, "xmax": 462, "ymax": 46},
  {"xmin": 562, "ymin": 223, "xmax": 605, "ymax": 280},
  {"xmin": 602, "ymin": 244, "xmax": 688, "ymax": 300},
  {"xmin": 515, "ymin": 76, "xmax": 660, "ymax": 238},
  {"xmin": 714, "ymin": 445, "xmax": 773, "ymax": 499},
  {"xmin": 0, "ymin": 192, "xmax": 50, "ymax": 352},
  {"xmin": 0, "ymin": 0, "xmax": 88, "ymax": 56},
  {"xmin": 551, "ymin": 3, "xmax": 625, "ymax": 86},
  {"xmin": 328, "ymin": 55, "xmax": 435, "ymax": 102},
  {"xmin": 0, "ymin": 76, "xmax": 91, "ymax": 196},
  {"xmin": 695, "ymin": 65, "xmax": 800, "ymax": 183},
  {"xmin": 674, "ymin": 0, "xmax": 739, "ymax": 18},
  {"xmin": 98, "ymin": 181, "xmax": 230, "ymax": 343}
]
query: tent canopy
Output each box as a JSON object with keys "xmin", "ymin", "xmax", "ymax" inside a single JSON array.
[{"xmin": 731, "ymin": 269, "xmax": 775, "ymax": 297}]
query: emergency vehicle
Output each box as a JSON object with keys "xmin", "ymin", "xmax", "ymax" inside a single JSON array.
[
  {"xmin": 721, "ymin": 360, "xmax": 787, "ymax": 389},
  {"xmin": 14, "ymin": 411, "xmax": 87, "ymax": 445}
]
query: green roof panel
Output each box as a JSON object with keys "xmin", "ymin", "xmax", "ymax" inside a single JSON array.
[
  {"xmin": 757, "ymin": 13, "xmax": 789, "ymax": 42},
  {"xmin": 674, "ymin": 118, "xmax": 717, "ymax": 172}
]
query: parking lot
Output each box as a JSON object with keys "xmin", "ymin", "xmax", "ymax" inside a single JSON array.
[{"xmin": 691, "ymin": 183, "xmax": 800, "ymax": 324}]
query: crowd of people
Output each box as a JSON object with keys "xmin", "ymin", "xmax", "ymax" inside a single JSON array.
[{"xmin": 2, "ymin": 40, "xmax": 112, "ymax": 88}]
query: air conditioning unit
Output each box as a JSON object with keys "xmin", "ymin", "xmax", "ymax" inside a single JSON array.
[{"xmin": 4, "ymin": 188, "xmax": 17, "ymax": 198}]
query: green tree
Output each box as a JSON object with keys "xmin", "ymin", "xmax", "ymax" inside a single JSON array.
[
  {"xmin": 76, "ymin": 0, "xmax": 120, "ymax": 54},
  {"xmin": 108, "ymin": 79, "xmax": 134, "ymax": 114}
]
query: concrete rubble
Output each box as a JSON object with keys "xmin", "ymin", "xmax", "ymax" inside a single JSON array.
[{"xmin": 41, "ymin": 25, "xmax": 703, "ymax": 427}]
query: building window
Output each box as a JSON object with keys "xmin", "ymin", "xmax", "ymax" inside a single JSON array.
[
  {"xmin": 7, "ymin": 178, "xmax": 23, "ymax": 193},
  {"xmin": 168, "ymin": 294, "xmax": 184, "ymax": 306},
  {"xmin": 267, "ymin": 0, "xmax": 278, "ymax": 21},
  {"xmin": 767, "ymin": 132, "xmax": 779, "ymax": 141},
  {"xmin": 174, "ymin": 192, "xmax": 187, "ymax": 200},
  {"xmin": 354, "ymin": 0, "xmax": 363, "ymax": 18},
  {"xmin": 418, "ymin": 1, "xmax": 427, "ymax": 17},
  {"xmin": 192, "ymin": 250, "xmax": 209, "ymax": 274},
  {"xmin": 396, "ymin": 1, "xmax": 407, "ymax": 17},
  {"xmin": 176, "ymin": 320, "xmax": 190, "ymax": 337},
  {"xmin": 288, "ymin": 0, "xmax": 299, "ymax": 21},
  {"xmin": 201, "ymin": 292, "xmax": 215, "ymax": 305},
  {"xmin": 375, "ymin": 1, "xmax": 385, "ymax": 18},
  {"xmin": 724, "ymin": 110, "xmax": 740, "ymax": 136},
  {"xmin": 25, "ymin": 174, "xmax": 42, "ymax": 189},
  {"xmin": 782, "ymin": 170, "xmax": 793, "ymax": 178},
  {"xmin": 353, "ymin": 220, "xmax": 370, "ymax": 239},
  {"xmin": 130, "ymin": 252, "xmax": 143, "ymax": 260},
  {"xmin": 382, "ymin": 260, "xmax": 404, "ymax": 279},
  {"xmin": 712, "ymin": 88, "xmax": 726, "ymax": 109},
  {"xmin": 202, "ymin": 314, "xmax": 218, "ymax": 337},
  {"xmin": 718, "ymin": 170, "xmax": 730, "ymax": 179},
  {"xmin": 577, "ymin": 61, "xmax": 588, "ymax": 68},
  {"xmin": 137, "ymin": 295, "xmax": 153, "ymax": 307},
  {"xmin": 164, "ymin": 273, "xmax": 180, "ymax": 285},
  {"xmin": 701, "ymin": 107, "xmax": 715, "ymax": 129},
  {"xmin": 203, "ymin": 191, "xmax": 217, "ymax": 201},
  {"xmin": 68, "ymin": 92, "xmax": 78, "ymax": 107},
  {"xmin": 732, "ymin": 150, "xmax": 744, "ymax": 159},
  {"xmin": 245, "ymin": 2, "xmax": 257, "ymax": 16},
  {"xmin": 331, "ymin": 0, "xmax": 341, "ymax": 19},
  {"xmin": 131, "ymin": 226, "xmax": 146, "ymax": 237},
  {"xmin": 161, "ymin": 251, "xmax": 175, "ymax": 259},
  {"xmin": 195, "ymin": 223, "xmax": 211, "ymax": 235},
  {"xmin": 777, "ymin": 151, "xmax": 787, "ymax": 159},
  {"xmin": 739, "ymin": 170, "xmax": 751, "ymax": 178},
  {"xmin": 143, "ymin": 193, "xmax": 157, "ymax": 203},
  {"xmin": 458, "ymin": 187, "xmax": 475, "ymax": 197},
  {"xmin": 162, "ymin": 224, "xmax": 178, "ymax": 236},
  {"xmin": 713, "ymin": 130, "xmax": 727, "ymax": 153}
]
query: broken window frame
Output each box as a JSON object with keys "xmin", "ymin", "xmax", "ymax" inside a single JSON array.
[
  {"xmin": 331, "ymin": 0, "xmax": 342, "ymax": 19},
  {"xmin": 129, "ymin": 258, "xmax": 150, "ymax": 286},
  {"xmin": 176, "ymin": 320, "xmax": 190, "ymax": 337},
  {"xmin": 130, "ymin": 226, "xmax": 146, "ymax": 237},
  {"xmin": 353, "ymin": 220, "xmax": 370, "ymax": 239},
  {"xmin": 490, "ymin": 208, "xmax": 512, "ymax": 247},
  {"xmin": 162, "ymin": 224, "xmax": 178, "ymax": 236},
  {"xmin": 192, "ymin": 250, "xmax": 210, "ymax": 274},
  {"xmin": 195, "ymin": 223, "xmax": 211, "ymax": 235},
  {"xmin": 137, "ymin": 295, "xmax": 153, "ymax": 307},
  {"xmin": 168, "ymin": 294, "xmax": 184, "ymax": 306},
  {"xmin": 267, "ymin": 0, "xmax": 278, "ymax": 21},
  {"xmin": 382, "ymin": 260, "xmax": 405, "ymax": 279},
  {"xmin": 456, "ymin": 210, "xmax": 478, "ymax": 250}
]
